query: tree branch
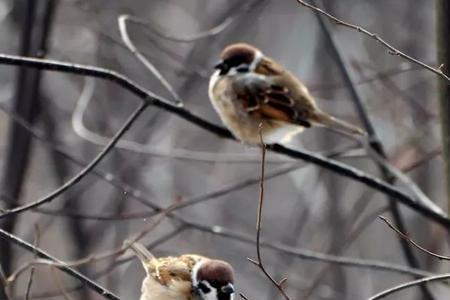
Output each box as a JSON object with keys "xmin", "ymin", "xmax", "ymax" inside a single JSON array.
[
  {"xmin": 0, "ymin": 229, "xmax": 120, "ymax": 300},
  {"xmin": 367, "ymin": 274, "xmax": 450, "ymax": 300},
  {"xmin": 0, "ymin": 102, "xmax": 148, "ymax": 219},
  {"xmin": 0, "ymin": 53, "xmax": 448, "ymax": 228},
  {"xmin": 296, "ymin": 0, "xmax": 450, "ymax": 83}
]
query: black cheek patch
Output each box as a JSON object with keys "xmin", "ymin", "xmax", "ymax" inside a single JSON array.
[
  {"xmin": 198, "ymin": 282, "xmax": 211, "ymax": 294},
  {"xmin": 219, "ymin": 65, "xmax": 230, "ymax": 76},
  {"xmin": 218, "ymin": 293, "xmax": 232, "ymax": 300},
  {"xmin": 236, "ymin": 66, "xmax": 249, "ymax": 73}
]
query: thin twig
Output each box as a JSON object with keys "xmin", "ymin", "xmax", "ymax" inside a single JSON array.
[
  {"xmin": 364, "ymin": 145, "xmax": 443, "ymax": 215},
  {"xmin": 7, "ymin": 203, "xmax": 175, "ymax": 284},
  {"xmin": 0, "ymin": 229, "xmax": 120, "ymax": 300},
  {"xmin": 248, "ymin": 123, "xmax": 291, "ymax": 300},
  {"xmin": 380, "ymin": 216, "xmax": 450, "ymax": 261},
  {"xmin": 189, "ymin": 223, "xmax": 434, "ymax": 278},
  {"xmin": 0, "ymin": 53, "xmax": 448, "ymax": 227},
  {"xmin": 50, "ymin": 267, "xmax": 74, "ymax": 300},
  {"xmin": 17, "ymin": 226, "xmax": 186, "ymax": 300},
  {"xmin": 367, "ymin": 274, "xmax": 450, "ymax": 300},
  {"xmin": 25, "ymin": 226, "xmax": 40, "ymax": 300},
  {"xmin": 0, "ymin": 102, "xmax": 149, "ymax": 219},
  {"xmin": 240, "ymin": 293, "xmax": 252, "ymax": 300},
  {"xmin": 118, "ymin": 15, "xmax": 182, "ymax": 105},
  {"xmin": 296, "ymin": 0, "xmax": 450, "ymax": 83}
]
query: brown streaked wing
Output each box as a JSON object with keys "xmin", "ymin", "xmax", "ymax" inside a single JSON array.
[{"xmin": 234, "ymin": 75, "xmax": 311, "ymax": 127}]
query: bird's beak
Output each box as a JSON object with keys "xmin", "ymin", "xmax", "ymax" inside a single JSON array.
[
  {"xmin": 214, "ymin": 60, "xmax": 225, "ymax": 70},
  {"xmin": 214, "ymin": 60, "xmax": 230, "ymax": 75},
  {"xmin": 221, "ymin": 283, "xmax": 235, "ymax": 294}
]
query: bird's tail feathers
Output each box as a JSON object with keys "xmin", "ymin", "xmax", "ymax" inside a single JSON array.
[{"xmin": 312, "ymin": 111, "xmax": 366, "ymax": 137}]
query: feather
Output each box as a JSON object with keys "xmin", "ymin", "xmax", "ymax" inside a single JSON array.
[{"xmin": 312, "ymin": 111, "xmax": 365, "ymax": 136}]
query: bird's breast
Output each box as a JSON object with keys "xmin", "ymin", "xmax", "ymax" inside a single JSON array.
[{"xmin": 209, "ymin": 76, "xmax": 259, "ymax": 144}]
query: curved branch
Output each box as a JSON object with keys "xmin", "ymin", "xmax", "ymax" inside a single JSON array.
[
  {"xmin": 367, "ymin": 274, "xmax": 450, "ymax": 300},
  {"xmin": 0, "ymin": 102, "xmax": 148, "ymax": 219},
  {"xmin": 0, "ymin": 53, "xmax": 448, "ymax": 227},
  {"xmin": 296, "ymin": 0, "xmax": 450, "ymax": 83},
  {"xmin": 0, "ymin": 229, "xmax": 120, "ymax": 300},
  {"xmin": 118, "ymin": 15, "xmax": 182, "ymax": 104}
]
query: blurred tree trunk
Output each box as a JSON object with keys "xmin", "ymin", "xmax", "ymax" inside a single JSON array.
[
  {"xmin": 0, "ymin": 0, "xmax": 56, "ymax": 281},
  {"xmin": 437, "ymin": 0, "xmax": 450, "ymax": 211},
  {"xmin": 407, "ymin": 3, "xmax": 435, "ymax": 300},
  {"xmin": 314, "ymin": 1, "xmax": 435, "ymax": 298},
  {"xmin": 0, "ymin": 0, "xmax": 39, "ymax": 276}
]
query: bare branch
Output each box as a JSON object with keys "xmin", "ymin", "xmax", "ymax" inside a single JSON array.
[
  {"xmin": 380, "ymin": 216, "xmax": 450, "ymax": 261},
  {"xmin": 24, "ymin": 226, "xmax": 40, "ymax": 300},
  {"xmin": 118, "ymin": 15, "xmax": 182, "ymax": 105},
  {"xmin": 0, "ymin": 229, "xmax": 120, "ymax": 300},
  {"xmin": 296, "ymin": 0, "xmax": 450, "ymax": 83},
  {"xmin": 248, "ymin": 123, "xmax": 291, "ymax": 300},
  {"xmin": 0, "ymin": 101, "xmax": 149, "ymax": 219},
  {"xmin": 367, "ymin": 274, "xmax": 450, "ymax": 300},
  {"xmin": 189, "ymin": 223, "xmax": 434, "ymax": 278},
  {"xmin": 50, "ymin": 267, "xmax": 74, "ymax": 300},
  {"xmin": 71, "ymin": 78, "xmax": 293, "ymax": 164},
  {"xmin": 0, "ymin": 53, "xmax": 448, "ymax": 227}
]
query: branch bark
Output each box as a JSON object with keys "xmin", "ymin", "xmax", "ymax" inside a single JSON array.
[
  {"xmin": 0, "ymin": 54, "xmax": 448, "ymax": 227},
  {"xmin": 437, "ymin": 0, "xmax": 450, "ymax": 212}
]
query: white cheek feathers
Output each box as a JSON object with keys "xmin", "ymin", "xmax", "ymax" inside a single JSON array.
[
  {"xmin": 191, "ymin": 260, "xmax": 204, "ymax": 287},
  {"xmin": 197, "ymin": 281, "xmax": 218, "ymax": 300},
  {"xmin": 249, "ymin": 50, "xmax": 263, "ymax": 72}
]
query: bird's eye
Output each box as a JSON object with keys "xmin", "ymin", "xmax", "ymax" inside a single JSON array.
[
  {"xmin": 197, "ymin": 282, "xmax": 211, "ymax": 294},
  {"xmin": 220, "ymin": 284, "xmax": 234, "ymax": 294},
  {"xmin": 236, "ymin": 65, "xmax": 249, "ymax": 73}
]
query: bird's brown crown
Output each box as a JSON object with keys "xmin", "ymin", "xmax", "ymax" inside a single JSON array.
[
  {"xmin": 196, "ymin": 260, "xmax": 234, "ymax": 285},
  {"xmin": 220, "ymin": 43, "xmax": 258, "ymax": 67}
]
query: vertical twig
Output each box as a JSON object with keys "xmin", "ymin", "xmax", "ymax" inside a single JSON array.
[
  {"xmin": 50, "ymin": 267, "xmax": 75, "ymax": 300},
  {"xmin": 437, "ymin": 0, "xmax": 450, "ymax": 212},
  {"xmin": 25, "ymin": 226, "xmax": 40, "ymax": 300},
  {"xmin": 255, "ymin": 124, "xmax": 266, "ymax": 254},
  {"xmin": 248, "ymin": 124, "xmax": 291, "ymax": 300}
]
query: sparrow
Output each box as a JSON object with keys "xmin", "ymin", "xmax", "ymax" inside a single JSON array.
[
  {"xmin": 208, "ymin": 43, "xmax": 365, "ymax": 145},
  {"xmin": 130, "ymin": 242, "xmax": 235, "ymax": 300}
]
